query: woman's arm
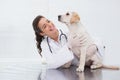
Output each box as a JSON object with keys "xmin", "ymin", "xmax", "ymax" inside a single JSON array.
[{"xmin": 41, "ymin": 40, "xmax": 74, "ymax": 69}]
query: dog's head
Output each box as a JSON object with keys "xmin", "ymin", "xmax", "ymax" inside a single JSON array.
[{"xmin": 58, "ymin": 12, "xmax": 80, "ymax": 24}]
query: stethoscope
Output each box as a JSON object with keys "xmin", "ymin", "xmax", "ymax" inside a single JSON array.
[{"xmin": 47, "ymin": 29, "xmax": 67, "ymax": 53}]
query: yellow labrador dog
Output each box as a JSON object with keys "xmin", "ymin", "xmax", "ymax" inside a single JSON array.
[{"xmin": 58, "ymin": 12, "xmax": 119, "ymax": 72}]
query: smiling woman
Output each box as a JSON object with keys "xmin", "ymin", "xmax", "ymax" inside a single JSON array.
[{"xmin": 32, "ymin": 15, "xmax": 75, "ymax": 69}]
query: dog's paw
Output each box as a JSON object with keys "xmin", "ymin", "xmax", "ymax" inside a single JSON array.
[{"xmin": 76, "ymin": 66, "xmax": 84, "ymax": 72}]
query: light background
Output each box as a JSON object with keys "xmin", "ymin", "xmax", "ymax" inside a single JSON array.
[{"xmin": 0, "ymin": 0, "xmax": 120, "ymax": 65}]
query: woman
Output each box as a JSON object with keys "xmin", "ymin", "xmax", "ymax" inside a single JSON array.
[{"xmin": 32, "ymin": 15, "xmax": 80, "ymax": 69}]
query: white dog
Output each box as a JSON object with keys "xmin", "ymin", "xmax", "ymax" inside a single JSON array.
[{"xmin": 58, "ymin": 12, "xmax": 119, "ymax": 72}]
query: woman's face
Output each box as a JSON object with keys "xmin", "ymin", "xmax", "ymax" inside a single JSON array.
[{"xmin": 38, "ymin": 17, "xmax": 58, "ymax": 37}]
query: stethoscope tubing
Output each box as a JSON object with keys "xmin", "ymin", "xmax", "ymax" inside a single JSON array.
[{"xmin": 47, "ymin": 29, "xmax": 67, "ymax": 53}]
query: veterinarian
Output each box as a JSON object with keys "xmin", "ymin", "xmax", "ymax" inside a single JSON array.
[{"xmin": 32, "ymin": 15, "xmax": 82, "ymax": 69}]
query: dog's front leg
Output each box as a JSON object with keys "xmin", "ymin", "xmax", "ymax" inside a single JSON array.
[{"xmin": 76, "ymin": 48, "xmax": 86, "ymax": 72}]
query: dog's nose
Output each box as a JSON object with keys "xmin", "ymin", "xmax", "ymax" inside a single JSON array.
[
  {"xmin": 58, "ymin": 15, "xmax": 61, "ymax": 21},
  {"xmin": 58, "ymin": 15, "xmax": 61, "ymax": 19}
]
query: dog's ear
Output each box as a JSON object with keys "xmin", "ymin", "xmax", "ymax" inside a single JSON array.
[{"xmin": 70, "ymin": 12, "xmax": 80, "ymax": 24}]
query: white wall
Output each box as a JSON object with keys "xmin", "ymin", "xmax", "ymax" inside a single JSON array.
[
  {"xmin": 0, "ymin": 0, "xmax": 120, "ymax": 65},
  {"xmin": 0, "ymin": 0, "xmax": 49, "ymax": 62}
]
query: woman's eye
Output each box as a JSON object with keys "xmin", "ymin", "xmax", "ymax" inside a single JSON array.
[{"xmin": 66, "ymin": 13, "xmax": 69, "ymax": 16}]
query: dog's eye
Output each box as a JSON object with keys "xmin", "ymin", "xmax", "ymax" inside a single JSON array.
[
  {"xmin": 47, "ymin": 20, "xmax": 50, "ymax": 23},
  {"xmin": 66, "ymin": 13, "xmax": 69, "ymax": 16}
]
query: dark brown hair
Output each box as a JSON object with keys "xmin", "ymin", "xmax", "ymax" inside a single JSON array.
[{"xmin": 32, "ymin": 15, "xmax": 44, "ymax": 57}]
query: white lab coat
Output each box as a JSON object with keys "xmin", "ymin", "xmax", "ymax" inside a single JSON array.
[{"xmin": 41, "ymin": 29, "xmax": 74, "ymax": 69}]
